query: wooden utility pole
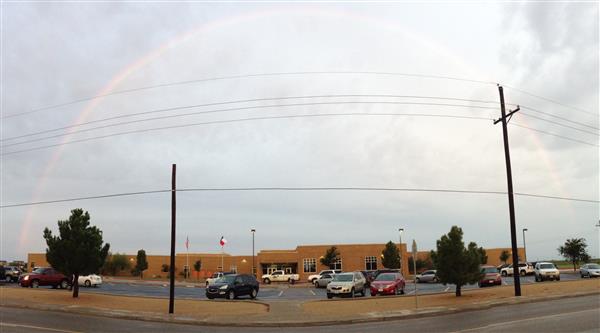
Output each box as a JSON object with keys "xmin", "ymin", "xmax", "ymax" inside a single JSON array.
[
  {"xmin": 494, "ymin": 85, "xmax": 521, "ymax": 296},
  {"xmin": 169, "ymin": 164, "xmax": 176, "ymax": 313}
]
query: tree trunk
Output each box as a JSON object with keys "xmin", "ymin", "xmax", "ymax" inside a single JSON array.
[
  {"xmin": 455, "ymin": 285, "xmax": 462, "ymax": 297},
  {"xmin": 141, "ymin": 271, "xmax": 143, "ymax": 279},
  {"xmin": 72, "ymin": 274, "xmax": 79, "ymax": 298},
  {"xmin": 573, "ymin": 261, "xmax": 577, "ymax": 272}
]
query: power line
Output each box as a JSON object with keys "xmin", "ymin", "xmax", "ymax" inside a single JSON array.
[
  {"xmin": 2, "ymin": 187, "xmax": 597, "ymax": 208},
  {"xmin": 1, "ymin": 101, "xmax": 498, "ymax": 148},
  {"xmin": 1, "ymin": 94, "xmax": 501, "ymax": 142},
  {"xmin": 518, "ymin": 112, "xmax": 599, "ymax": 137},
  {"xmin": 510, "ymin": 122, "xmax": 599, "ymax": 147},
  {"xmin": 519, "ymin": 105, "xmax": 599, "ymax": 130},
  {"xmin": 1, "ymin": 112, "xmax": 493, "ymax": 155},
  {"xmin": 502, "ymin": 84, "xmax": 597, "ymax": 117},
  {"xmin": 2, "ymin": 71, "xmax": 498, "ymax": 119}
]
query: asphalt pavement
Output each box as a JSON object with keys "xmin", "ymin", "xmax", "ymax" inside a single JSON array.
[
  {"xmin": 1, "ymin": 293, "xmax": 598, "ymax": 332},
  {"xmin": 1, "ymin": 273, "xmax": 580, "ymax": 301}
]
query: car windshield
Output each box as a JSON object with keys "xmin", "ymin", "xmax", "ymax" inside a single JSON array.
[
  {"xmin": 32, "ymin": 268, "xmax": 45, "ymax": 274},
  {"xmin": 482, "ymin": 267, "xmax": 497, "ymax": 274},
  {"xmin": 219, "ymin": 275, "xmax": 236, "ymax": 284},
  {"xmin": 333, "ymin": 274, "xmax": 353, "ymax": 282},
  {"xmin": 375, "ymin": 273, "xmax": 397, "ymax": 281},
  {"xmin": 539, "ymin": 264, "xmax": 555, "ymax": 269},
  {"xmin": 586, "ymin": 264, "xmax": 600, "ymax": 269}
]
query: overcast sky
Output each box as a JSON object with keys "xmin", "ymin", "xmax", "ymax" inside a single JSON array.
[{"xmin": 1, "ymin": 2, "xmax": 598, "ymax": 263}]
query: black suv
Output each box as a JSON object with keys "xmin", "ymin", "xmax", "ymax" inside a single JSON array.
[{"xmin": 206, "ymin": 274, "xmax": 259, "ymax": 300}]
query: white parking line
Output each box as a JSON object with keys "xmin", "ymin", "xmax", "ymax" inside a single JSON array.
[
  {"xmin": 278, "ymin": 290, "xmax": 284, "ymax": 297},
  {"xmin": 1, "ymin": 323, "xmax": 81, "ymax": 333},
  {"xmin": 405, "ymin": 290, "xmax": 415, "ymax": 295},
  {"xmin": 309, "ymin": 289, "xmax": 316, "ymax": 296}
]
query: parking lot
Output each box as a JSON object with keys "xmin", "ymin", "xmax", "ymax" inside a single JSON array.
[{"xmin": 2, "ymin": 273, "xmax": 580, "ymax": 301}]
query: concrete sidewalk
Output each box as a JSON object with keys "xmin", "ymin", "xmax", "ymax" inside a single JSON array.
[{"xmin": 2, "ymin": 279, "xmax": 598, "ymax": 327}]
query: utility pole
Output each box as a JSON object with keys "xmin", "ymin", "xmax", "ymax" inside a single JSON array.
[
  {"xmin": 169, "ymin": 164, "xmax": 176, "ymax": 313},
  {"xmin": 494, "ymin": 85, "xmax": 521, "ymax": 297}
]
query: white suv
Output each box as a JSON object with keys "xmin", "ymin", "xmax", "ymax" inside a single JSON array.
[{"xmin": 534, "ymin": 262, "xmax": 560, "ymax": 282}]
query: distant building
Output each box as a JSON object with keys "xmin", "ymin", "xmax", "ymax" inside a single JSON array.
[{"xmin": 27, "ymin": 243, "xmax": 523, "ymax": 280}]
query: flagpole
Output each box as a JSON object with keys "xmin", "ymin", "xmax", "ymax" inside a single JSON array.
[
  {"xmin": 221, "ymin": 245, "xmax": 224, "ymax": 272},
  {"xmin": 186, "ymin": 246, "xmax": 189, "ymax": 281}
]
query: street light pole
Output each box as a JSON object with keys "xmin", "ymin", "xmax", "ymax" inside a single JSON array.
[
  {"xmin": 399, "ymin": 228, "xmax": 404, "ymax": 270},
  {"xmin": 522, "ymin": 228, "xmax": 528, "ymax": 262},
  {"xmin": 251, "ymin": 229, "xmax": 256, "ymax": 277}
]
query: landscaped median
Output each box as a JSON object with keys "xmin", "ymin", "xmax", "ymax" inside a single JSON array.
[{"xmin": 1, "ymin": 279, "xmax": 598, "ymax": 327}]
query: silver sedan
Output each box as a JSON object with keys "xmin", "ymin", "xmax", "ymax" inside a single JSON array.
[
  {"xmin": 580, "ymin": 263, "xmax": 600, "ymax": 278},
  {"xmin": 314, "ymin": 274, "xmax": 334, "ymax": 288},
  {"xmin": 415, "ymin": 270, "xmax": 438, "ymax": 283}
]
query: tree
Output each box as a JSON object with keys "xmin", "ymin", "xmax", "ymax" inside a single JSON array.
[
  {"xmin": 43, "ymin": 209, "xmax": 110, "ymax": 298},
  {"xmin": 477, "ymin": 247, "xmax": 488, "ymax": 265},
  {"xmin": 381, "ymin": 241, "xmax": 401, "ymax": 269},
  {"xmin": 102, "ymin": 253, "xmax": 130, "ymax": 275},
  {"xmin": 558, "ymin": 238, "xmax": 590, "ymax": 271},
  {"xmin": 193, "ymin": 260, "xmax": 202, "ymax": 281},
  {"xmin": 499, "ymin": 250, "xmax": 510, "ymax": 264},
  {"xmin": 430, "ymin": 226, "xmax": 484, "ymax": 296},
  {"xmin": 133, "ymin": 249, "xmax": 148, "ymax": 279},
  {"xmin": 320, "ymin": 246, "xmax": 340, "ymax": 268},
  {"xmin": 161, "ymin": 264, "xmax": 170, "ymax": 273}
]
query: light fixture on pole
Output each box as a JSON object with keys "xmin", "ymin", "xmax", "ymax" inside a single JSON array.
[
  {"xmin": 522, "ymin": 228, "xmax": 528, "ymax": 262},
  {"xmin": 399, "ymin": 228, "xmax": 404, "ymax": 270},
  {"xmin": 251, "ymin": 229, "xmax": 256, "ymax": 277}
]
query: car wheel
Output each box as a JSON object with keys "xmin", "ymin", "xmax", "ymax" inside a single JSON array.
[
  {"xmin": 32, "ymin": 279, "xmax": 39, "ymax": 288},
  {"xmin": 360, "ymin": 288, "xmax": 365, "ymax": 297},
  {"xmin": 206, "ymin": 282, "xmax": 209, "ymax": 287},
  {"xmin": 84, "ymin": 280, "xmax": 91, "ymax": 287},
  {"xmin": 250, "ymin": 288, "xmax": 258, "ymax": 299},
  {"xmin": 351, "ymin": 288, "xmax": 355, "ymax": 298},
  {"xmin": 226, "ymin": 290, "xmax": 235, "ymax": 300},
  {"xmin": 60, "ymin": 279, "xmax": 69, "ymax": 289},
  {"xmin": 501, "ymin": 271, "xmax": 507, "ymax": 277},
  {"xmin": 327, "ymin": 293, "xmax": 333, "ymax": 299},
  {"xmin": 581, "ymin": 273, "xmax": 585, "ymax": 278},
  {"xmin": 207, "ymin": 296, "xmax": 214, "ymax": 300},
  {"xmin": 556, "ymin": 276, "xmax": 560, "ymax": 281},
  {"xmin": 263, "ymin": 278, "xmax": 271, "ymax": 284},
  {"xmin": 433, "ymin": 277, "xmax": 439, "ymax": 283},
  {"xmin": 415, "ymin": 278, "xmax": 420, "ymax": 283},
  {"xmin": 520, "ymin": 270, "xmax": 526, "ymax": 276},
  {"xmin": 5, "ymin": 276, "xmax": 11, "ymax": 283}
]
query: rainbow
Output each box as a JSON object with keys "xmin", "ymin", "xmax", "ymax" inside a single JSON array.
[{"xmin": 16, "ymin": 7, "xmax": 571, "ymax": 252}]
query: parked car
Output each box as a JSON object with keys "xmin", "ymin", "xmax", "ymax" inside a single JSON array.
[
  {"xmin": 580, "ymin": 263, "xmax": 600, "ymax": 278},
  {"xmin": 205, "ymin": 271, "xmax": 235, "ymax": 286},
  {"xmin": 415, "ymin": 270, "xmax": 438, "ymax": 283},
  {"xmin": 78, "ymin": 274, "xmax": 102, "ymax": 287},
  {"xmin": 501, "ymin": 262, "xmax": 534, "ymax": 277},
  {"xmin": 314, "ymin": 273, "xmax": 334, "ymax": 288},
  {"xmin": 326, "ymin": 272, "xmax": 366, "ymax": 298},
  {"xmin": 534, "ymin": 262, "xmax": 560, "ymax": 282},
  {"xmin": 478, "ymin": 266, "xmax": 502, "ymax": 287},
  {"xmin": 205, "ymin": 274, "xmax": 259, "ymax": 300},
  {"xmin": 0, "ymin": 266, "xmax": 6, "ymax": 282},
  {"xmin": 19, "ymin": 267, "xmax": 69, "ymax": 289},
  {"xmin": 3, "ymin": 266, "xmax": 21, "ymax": 282},
  {"xmin": 370, "ymin": 272, "xmax": 405, "ymax": 296},
  {"xmin": 261, "ymin": 270, "xmax": 299, "ymax": 284},
  {"xmin": 307, "ymin": 269, "xmax": 341, "ymax": 283}
]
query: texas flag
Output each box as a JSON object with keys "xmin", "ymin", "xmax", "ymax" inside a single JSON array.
[{"xmin": 219, "ymin": 236, "xmax": 227, "ymax": 247}]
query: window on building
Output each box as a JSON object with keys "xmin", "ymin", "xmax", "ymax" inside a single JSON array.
[
  {"xmin": 303, "ymin": 258, "xmax": 317, "ymax": 273},
  {"xmin": 365, "ymin": 256, "xmax": 377, "ymax": 270},
  {"xmin": 330, "ymin": 259, "xmax": 342, "ymax": 271}
]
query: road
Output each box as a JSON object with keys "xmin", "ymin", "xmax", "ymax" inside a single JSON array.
[
  {"xmin": 1, "ymin": 274, "xmax": 580, "ymax": 301},
  {"xmin": 1, "ymin": 294, "xmax": 598, "ymax": 332}
]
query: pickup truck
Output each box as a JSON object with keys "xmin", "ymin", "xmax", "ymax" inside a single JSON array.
[
  {"xmin": 500, "ymin": 263, "xmax": 534, "ymax": 277},
  {"xmin": 205, "ymin": 271, "xmax": 235, "ymax": 286},
  {"xmin": 307, "ymin": 269, "xmax": 341, "ymax": 283},
  {"xmin": 261, "ymin": 270, "xmax": 300, "ymax": 284}
]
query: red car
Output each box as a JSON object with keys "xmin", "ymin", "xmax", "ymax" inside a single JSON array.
[
  {"xmin": 370, "ymin": 272, "xmax": 405, "ymax": 296},
  {"xmin": 478, "ymin": 265, "xmax": 502, "ymax": 287},
  {"xmin": 19, "ymin": 267, "xmax": 69, "ymax": 289}
]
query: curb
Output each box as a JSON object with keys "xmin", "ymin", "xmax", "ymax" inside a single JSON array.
[{"xmin": 2, "ymin": 289, "xmax": 598, "ymax": 327}]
